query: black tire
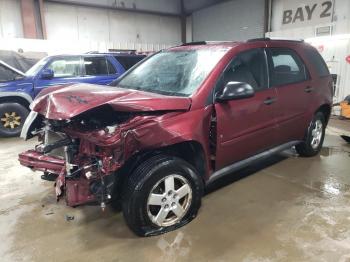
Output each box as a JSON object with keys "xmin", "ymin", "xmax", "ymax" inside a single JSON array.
[
  {"xmin": 0, "ymin": 103, "xmax": 29, "ymax": 137},
  {"xmin": 122, "ymin": 154, "xmax": 203, "ymax": 237},
  {"xmin": 296, "ymin": 112, "xmax": 326, "ymax": 157}
]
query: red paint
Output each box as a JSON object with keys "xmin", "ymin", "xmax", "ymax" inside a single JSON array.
[
  {"xmin": 317, "ymin": 45, "xmax": 324, "ymax": 53},
  {"xmin": 18, "ymin": 150, "xmax": 64, "ymax": 173},
  {"xmin": 19, "ymin": 40, "xmax": 333, "ymax": 207},
  {"xmin": 33, "ymin": 84, "xmax": 191, "ymax": 120},
  {"xmin": 346, "ymin": 55, "xmax": 350, "ymax": 64}
]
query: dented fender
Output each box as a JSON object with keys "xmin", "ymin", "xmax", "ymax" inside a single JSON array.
[{"xmin": 65, "ymin": 107, "xmax": 213, "ymax": 178}]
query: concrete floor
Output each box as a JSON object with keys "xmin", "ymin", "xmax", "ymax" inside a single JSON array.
[{"xmin": 1, "ymin": 122, "xmax": 350, "ymax": 262}]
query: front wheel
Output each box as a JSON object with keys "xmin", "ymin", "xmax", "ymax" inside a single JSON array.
[
  {"xmin": 0, "ymin": 103, "xmax": 29, "ymax": 137},
  {"xmin": 121, "ymin": 155, "xmax": 203, "ymax": 236},
  {"xmin": 296, "ymin": 112, "xmax": 326, "ymax": 157}
]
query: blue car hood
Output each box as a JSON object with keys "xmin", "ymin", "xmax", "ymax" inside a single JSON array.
[{"xmin": 0, "ymin": 76, "xmax": 34, "ymax": 92}]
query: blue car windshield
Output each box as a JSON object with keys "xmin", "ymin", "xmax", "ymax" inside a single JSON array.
[
  {"xmin": 114, "ymin": 48, "xmax": 228, "ymax": 97},
  {"xmin": 26, "ymin": 56, "xmax": 50, "ymax": 77}
]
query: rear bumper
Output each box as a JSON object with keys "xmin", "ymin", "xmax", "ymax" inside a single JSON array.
[{"xmin": 18, "ymin": 150, "xmax": 64, "ymax": 174}]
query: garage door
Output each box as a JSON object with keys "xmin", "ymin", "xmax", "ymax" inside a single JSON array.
[{"xmin": 192, "ymin": 0, "xmax": 266, "ymax": 41}]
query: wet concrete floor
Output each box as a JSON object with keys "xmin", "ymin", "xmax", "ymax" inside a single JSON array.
[{"xmin": 1, "ymin": 130, "xmax": 350, "ymax": 261}]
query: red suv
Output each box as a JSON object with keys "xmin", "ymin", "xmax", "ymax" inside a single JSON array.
[{"xmin": 19, "ymin": 39, "xmax": 332, "ymax": 236}]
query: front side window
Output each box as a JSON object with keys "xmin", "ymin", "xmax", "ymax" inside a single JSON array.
[
  {"xmin": 47, "ymin": 57, "xmax": 80, "ymax": 78},
  {"xmin": 114, "ymin": 49, "xmax": 228, "ymax": 97},
  {"xmin": 26, "ymin": 57, "xmax": 49, "ymax": 77},
  {"xmin": 268, "ymin": 48, "xmax": 308, "ymax": 86},
  {"xmin": 84, "ymin": 57, "xmax": 109, "ymax": 75},
  {"xmin": 220, "ymin": 48, "xmax": 268, "ymax": 92}
]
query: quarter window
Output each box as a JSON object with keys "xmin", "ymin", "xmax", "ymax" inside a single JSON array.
[
  {"xmin": 268, "ymin": 48, "xmax": 308, "ymax": 86},
  {"xmin": 303, "ymin": 48, "xmax": 329, "ymax": 77},
  {"xmin": 47, "ymin": 57, "xmax": 80, "ymax": 78}
]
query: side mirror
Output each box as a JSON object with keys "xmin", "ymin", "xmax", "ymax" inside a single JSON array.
[
  {"xmin": 216, "ymin": 81, "xmax": 255, "ymax": 102},
  {"xmin": 41, "ymin": 69, "xmax": 54, "ymax": 79}
]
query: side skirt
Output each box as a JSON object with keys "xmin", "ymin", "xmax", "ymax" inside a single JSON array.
[{"xmin": 206, "ymin": 141, "xmax": 301, "ymax": 185}]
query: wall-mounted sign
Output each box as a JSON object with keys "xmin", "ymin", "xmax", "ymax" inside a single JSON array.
[{"xmin": 281, "ymin": 0, "xmax": 333, "ymax": 29}]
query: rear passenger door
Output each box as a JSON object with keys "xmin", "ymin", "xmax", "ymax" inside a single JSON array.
[
  {"xmin": 81, "ymin": 56, "xmax": 119, "ymax": 85},
  {"xmin": 266, "ymin": 47, "xmax": 312, "ymax": 144}
]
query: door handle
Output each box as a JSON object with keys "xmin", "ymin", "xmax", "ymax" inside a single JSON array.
[
  {"xmin": 305, "ymin": 86, "xmax": 314, "ymax": 93},
  {"xmin": 263, "ymin": 97, "xmax": 276, "ymax": 105}
]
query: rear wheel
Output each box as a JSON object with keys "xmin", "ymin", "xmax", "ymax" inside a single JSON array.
[
  {"xmin": 121, "ymin": 155, "xmax": 203, "ymax": 236},
  {"xmin": 296, "ymin": 112, "xmax": 326, "ymax": 157},
  {"xmin": 0, "ymin": 103, "xmax": 29, "ymax": 137}
]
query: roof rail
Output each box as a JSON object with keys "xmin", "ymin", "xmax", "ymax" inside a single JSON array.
[
  {"xmin": 85, "ymin": 49, "xmax": 137, "ymax": 54},
  {"xmin": 247, "ymin": 37, "xmax": 304, "ymax": 43},
  {"xmin": 247, "ymin": 37, "xmax": 271, "ymax": 42},
  {"xmin": 181, "ymin": 41, "xmax": 207, "ymax": 46}
]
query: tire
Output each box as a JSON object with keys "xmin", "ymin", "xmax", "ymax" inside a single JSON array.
[
  {"xmin": 122, "ymin": 154, "xmax": 203, "ymax": 237},
  {"xmin": 0, "ymin": 103, "xmax": 29, "ymax": 137},
  {"xmin": 296, "ymin": 112, "xmax": 326, "ymax": 157}
]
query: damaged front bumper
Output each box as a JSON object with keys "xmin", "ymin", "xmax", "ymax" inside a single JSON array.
[
  {"xmin": 18, "ymin": 149, "xmax": 65, "ymax": 174},
  {"xmin": 19, "ymin": 149, "xmax": 98, "ymax": 206}
]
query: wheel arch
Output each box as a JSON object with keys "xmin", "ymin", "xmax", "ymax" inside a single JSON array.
[
  {"xmin": 0, "ymin": 95, "xmax": 32, "ymax": 109},
  {"xmin": 316, "ymin": 103, "xmax": 331, "ymax": 124},
  {"xmin": 111, "ymin": 140, "xmax": 207, "ymax": 204}
]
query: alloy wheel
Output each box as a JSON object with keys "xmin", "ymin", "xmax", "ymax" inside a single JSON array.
[
  {"xmin": 311, "ymin": 119, "xmax": 323, "ymax": 149},
  {"xmin": 147, "ymin": 174, "xmax": 192, "ymax": 227},
  {"xmin": 1, "ymin": 112, "xmax": 21, "ymax": 129}
]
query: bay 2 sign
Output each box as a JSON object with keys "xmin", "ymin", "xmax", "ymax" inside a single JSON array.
[{"xmin": 282, "ymin": 0, "xmax": 333, "ymax": 28}]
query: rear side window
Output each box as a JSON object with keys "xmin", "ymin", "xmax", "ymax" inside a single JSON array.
[
  {"xmin": 115, "ymin": 56, "xmax": 145, "ymax": 71},
  {"xmin": 303, "ymin": 48, "xmax": 330, "ymax": 77},
  {"xmin": 84, "ymin": 57, "xmax": 109, "ymax": 75},
  {"xmin": 268, "ymin": 48, "xmax": 308, "ymax": 87}
]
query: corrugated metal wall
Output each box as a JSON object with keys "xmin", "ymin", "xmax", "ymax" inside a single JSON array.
[
  {"xmin": 192, "ymin": 0, "xmax": 266, "ymax": 41},
  {"xmin": 44, "ymin": 2, "xmax": 182, "ymax": 48}
]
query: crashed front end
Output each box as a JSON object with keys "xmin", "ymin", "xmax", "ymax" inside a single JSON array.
[{"xmin": 19, "ymin": 106, "xmax": 145, "ymax": 207}]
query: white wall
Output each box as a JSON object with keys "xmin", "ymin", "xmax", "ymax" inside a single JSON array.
[
  {"xmin": 191, "ymin": 0, "xmax": 266, "ymax": 41},
  {"xmin": 267, "ymin": 0, "xmax": 350, "ymax": 38},
  {"xmin": 0, "ymin": 0, "xmax": 23, "ymax": 38},
  {"xmin": 44, "ymin": 2, "xmax": 182, "ymax": 49}
]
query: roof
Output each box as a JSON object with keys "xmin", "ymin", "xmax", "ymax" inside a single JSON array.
[{"xmin": 168, "ymin": 38, "xmax": 306, "ymax": 51}]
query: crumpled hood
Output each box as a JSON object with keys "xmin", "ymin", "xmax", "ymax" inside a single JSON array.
[{"xmin": 32, "ymin": 83, "xmax": 192, "ymax": 120}]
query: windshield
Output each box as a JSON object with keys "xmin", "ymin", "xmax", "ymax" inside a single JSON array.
[
  {"xmin": 25, "ymin": 56, "xmax": 50, "ymax": 77},
  {"xmin": 114, "ymin": 49, "xmax": 228, "ymax": 96}
]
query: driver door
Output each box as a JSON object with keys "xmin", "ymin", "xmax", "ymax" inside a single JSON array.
[{"xmin": 215, "ymin": 48, "xmax": 279, "ymax": 169}]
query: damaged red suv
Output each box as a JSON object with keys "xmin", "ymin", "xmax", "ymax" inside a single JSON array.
[{"xmin": 19, "ymin": 39, "xmax": 332, "ymax": 236}]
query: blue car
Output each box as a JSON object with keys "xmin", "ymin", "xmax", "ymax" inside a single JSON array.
[{"xmin": 0, "ymin": 52, "xmax": 145, "ymax": 137}]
